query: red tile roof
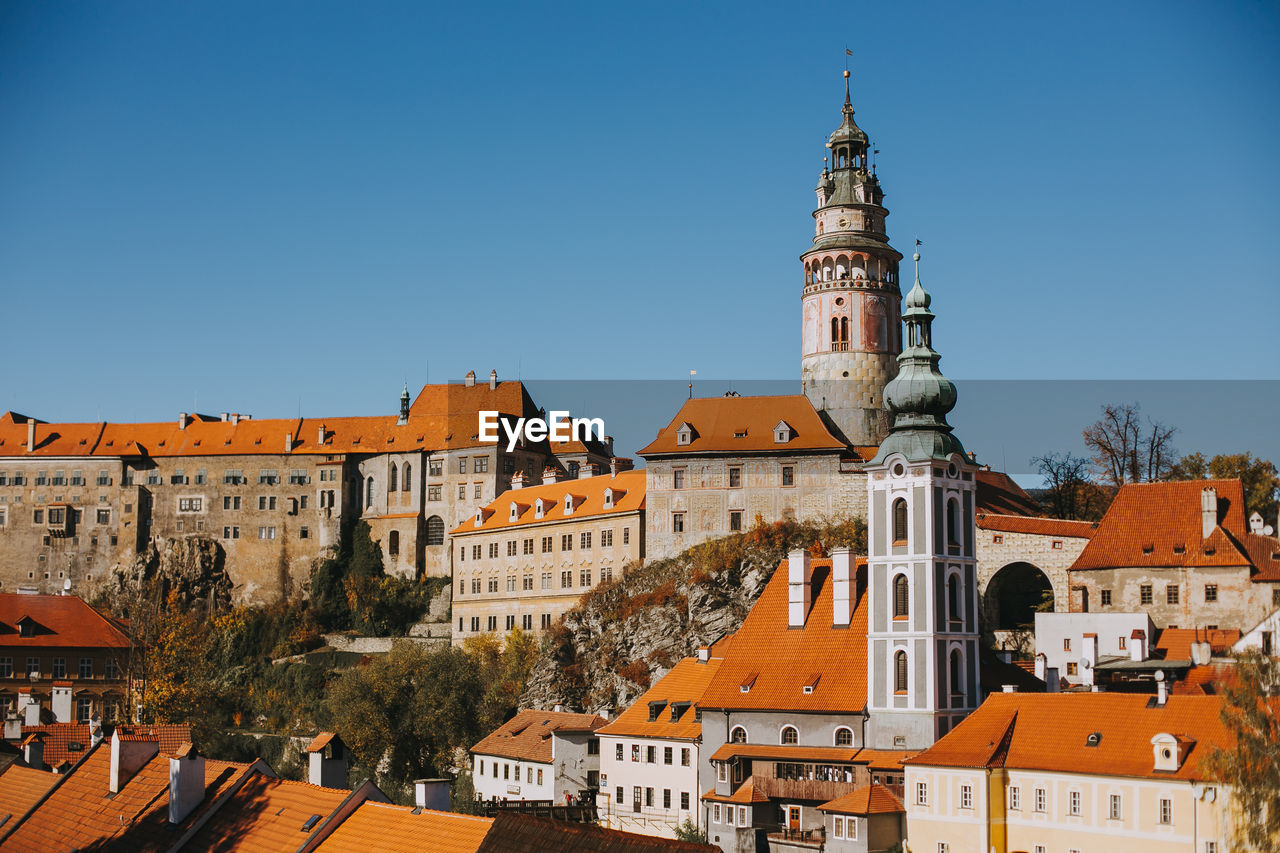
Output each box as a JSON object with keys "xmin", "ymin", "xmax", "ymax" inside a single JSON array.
[
  {"xmin": 0, "ymin": 763, "xmax": 58, "ymax": 820},
  {"xmin": 16, "ymin": 725, "xmax": 97, "ymax": 770},
  {"xmin": 819, "ymin": 783, "xmax": 904, "ymax": 815},
  {"xmin": 181, "ymin": 770, "xmax": 356, "ymax": 852},
  {"xmin": 451, "ymin": 470, "xmax": 645, "ymax": 535},
  {"xmin": 974, "ymin": 470, "xmax": 1043, "ymax": 516},
  {"xmin": 0, "ymin": 594, "xmax": 131, "ymax": 650},
  {"xmin": 908, "ymin": 693, "xmax": 1236, "ymax": 782},
  {"xmin": 476, "ymin": 812, "xmax": 718, "ymax": 852},
  {"xmin": 597, "ymin": 656, "xmax": 724, "ymax": 741},
  {"xmin": 1070, "ymin": 480, "xmax": 1255, "ymax": 572},
  {"xmin": 708, "ymin": 743, "xmax": 862, "ymax": 763},
  {"xmin": 1243, "ymin": 532, "xmax": 1280, "ymax": 581},
  {"xmin": 698, "ymin": 558, "xmax": 869, "ymax": 714},
  {"xmin": 639, "ymin": 396, "xmax": 847, "ymax": 456},
  {"xmin": 471, "ymin": 710, "xmax": 607, "ymax": 764},
  {"xmin": 1155, "ymin": 628, "xmax": 1241, "ymax": 662},
  {"xmin": 976, "ymin": 513, "xmax": 1097, "ymax": 539},
  {"xmin": 316, "ymin": 801, "xmax": 493, "ymax": 853},
  {"xmin": 702, "ymin": 778, "xmax": 771, "ymax": 804}
]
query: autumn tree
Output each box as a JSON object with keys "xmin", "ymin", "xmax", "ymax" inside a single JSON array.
[
  {"xmin": 1166, "ymin": 452, "xmax": 1280, "ymax": 524},
  {"xmin": 463, "ymin": 627, "xmax": 541, "ymax": 734},
  {"xmin": 326, "ymin": 641, "xmax": 485, "ymax": 801},
  {"xmin": 1082, "ymin": 402, "xmax": 1177, "ymax": 486},
  {"xmin": 143, "ymin": 593, "xmax": 229, "ymax": 745},
  {"xmin": 1207, "ymin": 650, "xmax": 1280, "ymax": 853},
  {"xmin": 1031, "ymin": 452, "xmax": 1111, "ymax": 520}
]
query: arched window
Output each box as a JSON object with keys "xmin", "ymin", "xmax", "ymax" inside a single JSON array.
[
  {"xmin": 834, "ymin": 727, "xmax": 854, "ymax": 747},
  {"xmin": 730, "ymin": 726, "xmax": 748, "ymax": 744},
  {"xmin": 402, "ymin": 463, "xmax": 411, "ymax": 491},
  {"xmin": 893, "ymin": 574, "xmax": 909, "ymax": 618},
  {"xmin": 892, "ymin": 498, "xmax": 908, "ymax": 543},
  {"xmin": 389, "ymin": 530, "xmax": 400, "ymax": 556},
  {"xmin": 949, "ymin": 649, "xmax": 963, "ymax": 703},
  {"xmin": 840, "ymin": 316, "xmax": 849, "ymax": 343},
  {"xmin": 389, "ymin": 463, "xmax": 398, "ymax": 493},
  {"xmin": 946, "ymin": 499, "xmax": 960, "ymax": 551},
  {"xmin": 425, "ymin": 515, "xmax": 445, "ymax": 546},
  {"xmin": 894, "ymin": 650, "xmax": 909, "ymax": 693},
  {"xmin": 780, "ymin": 726, "xmax": 798, "ymax": 745},
  {"xmin": 948, "ymin": 574, "xmax": 961, "ymax": 624},
  {"xmin": 365, "ymin": 477, "xmax": 374, "ymax": 508},
  {"xmin": 831, "ymin": 317, "xmax": 840, "ymax": 345}
]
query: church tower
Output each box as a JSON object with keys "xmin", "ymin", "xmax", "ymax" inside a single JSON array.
[
  {"xmin": 801, "ymin": 71, "xmax": 903, "ymax": 447},
  {"xmin": 863, "ymin": 250, "xmax": 979, "ymax": 750}
]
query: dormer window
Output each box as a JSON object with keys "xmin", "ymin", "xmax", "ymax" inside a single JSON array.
[
  {"xmin": 648, "ymin": 700, "xmax": 668, "ymax": 722},
  {"xmin": 509, "ymin": 502, "xmax": 519, "ymax": 522},
  {"xmin": 563, "ymin": 494, "xmax": 573, "ymax": 515},
  {"xmin": 740, "ymin": 672, "xmax": 758, "ymax": 693},
  {"xmin": 535, "ymin": 498, "xmax": 546, "ymax": 519},
  {"xmin": 1151, "ymin": 733, "xmax": 1191, "ymax": 772},
  {"xmin": 773, "ymin": 421, "xmax": 795, "ymax": 443},
  {"xmin": 603, "ymin": 489, "xmax": 614, "ymax": 509},
  {"xmin": 473, "ymin": 509, "xmax": 484, "ymax": 527},
  {"xmin": 803, "ymin": 673, "xmax": 821, "ymax": 695},
  {"xmin": 675, "ymin": 423, "xmax": 695, "ymax": 446}
]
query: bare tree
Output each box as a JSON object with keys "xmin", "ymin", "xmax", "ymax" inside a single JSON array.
[
  {"xmin": 1032, "ymin": 452, "xmax": 1108, "ymax": 520},
  {"xmin": 1082, "ymin": 403, "xmax": 1177, "ymax": 486}
]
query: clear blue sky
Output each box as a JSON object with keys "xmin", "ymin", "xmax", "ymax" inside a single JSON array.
[{"xmin": 2, "ymin": 1, "xmax": 1277, "ymax": 425}]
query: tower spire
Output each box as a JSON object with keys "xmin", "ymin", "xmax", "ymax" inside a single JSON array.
[{"xmin": 844, "ymin": 68, "xmax": 852, "ymax": 110}]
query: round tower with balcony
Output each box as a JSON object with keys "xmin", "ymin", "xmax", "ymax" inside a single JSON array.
[{"xmin": 801, "ymin": 71, "xmax": 903, "ymax": 447}]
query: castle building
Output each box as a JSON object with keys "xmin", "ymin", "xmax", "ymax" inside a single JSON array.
[
  {"xmin": 0, "ymin": 375, "xmax": 613, "ymax": 604},
  {"xmin": 801, "ymin": 70, "xmax": 903, "ymax": 448},
  {"xmin": 449, "ymin": 467, "xmax": 644, "ymax": 644}
]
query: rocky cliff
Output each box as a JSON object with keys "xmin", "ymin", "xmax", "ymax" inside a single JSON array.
[
  {"xmin": 520, "ymin": 517, "xmax": 863, "ymax": 714},
  {"xmin": 99, "ymin": 536, "xmax": 234, "ymax": 614}
]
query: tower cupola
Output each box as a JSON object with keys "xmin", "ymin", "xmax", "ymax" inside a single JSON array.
[
  {"xmin": 398, "ymin": 382, "xmax": 410, "ymax": 426},
  {"xmin": 827, "ymin": 71, "xmax": 869, "ymax": 170}
]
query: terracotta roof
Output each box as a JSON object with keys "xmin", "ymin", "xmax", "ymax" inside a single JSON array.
[
  {"xmin": 0, "ymin": 763, "xmax": 58, "ymax": 819},
  {"xmin": 451, "ymin": 470, "xmax": 645, "ymax": 535},
  {"xmin": 1172, "ymin": 663, "xmax": 1240, "ymax": 695},
  {"xmin": 597, "ymin": 656, "xmax": 724, "ymax": 741},
  {"xmin": 701, "ymin": 778, "xmax": 770, "ymax": 804},
  {"xmin": 16, "ymin": 724, "xmax": 98, "ymax": 769},
  {"xmin": 1070, "ymin": 480, "xmax": 1255, "ymax": 572},
  {"xmin": 0, "ymin": 413, "xmax": 105, "ymax": 458},
  {"xmin": 974, "ymin": 470, "xmax": 1043, "ymax": 516},
  {"xmin": 698, "ymin": 558, "xmax": 869, "ymax": 714},
  {"xmin": 307, "ymin": 732, "xmax": 337, "ymax": 753},
  {"xmin": 182, "ymin": 770, "xmax": 356, "ymax": 852},
  {"xmin": 471, "ymin": 710, "xmax": 607, "ymax": 764},
  {"xmin": 0, "ymin": 594, "xmax": 132, "ymax": 650},
  {"xmin": 316, "ymin": 801, "xmax": 493, "ymax": 853},
  {"xmin": 976, "ymin": 513, "xmax": 1097, "ymax": 539},
  {"xmin": 819, "ymin": 783, "xmax": 904, "ymax": 815},
  {"xmin": 708, "ymin": 744, "xmax": 861, "ymax": 763},
  {"xmin": 475, "ymin": 812, "xmax": 718, "ymax": 852},
  {"xmin": 853, "ymin": 749, "xmax": 919, "ymax": 771},
  {"xmin": 638, "ymin": 396, "xmax": 846, "ymax": 456},
  {"xmin": 1155, "ymin": 628, "xmax": 1241, "ymax": 662},
  {"xmin": 908, "ymin": 693, "xmax": 1237, "ymax": 782},
  {"xmin": 1243, "ymin": 532, "xmax": 1280, "ymax": 581},
  {"xmin": 0, "ymin": 740, "xmax": 251, "ymax": 850}
]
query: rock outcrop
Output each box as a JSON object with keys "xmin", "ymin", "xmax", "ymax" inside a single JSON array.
[
  {"xmin": 101, "ymin": 536, "xmax": 234, "ymax": 613},
  {"xmin": 520, "ymin": 518, "xmax": 863, "ymax": 714}
]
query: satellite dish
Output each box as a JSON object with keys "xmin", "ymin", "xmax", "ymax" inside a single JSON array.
[
  {"xmin": 63, "ymin": 578, "xmax": 72, "ymax": 591},
  {"xmin": 1154, "ymin": 670, "xmax": 1166, "ymax": 682},
  {"xmin": 1266, "ymin": 525, "xmax": 1275, "ymax": 536},
  {"xmin": 1079, "ymin": 657, "xmax": 1092, "ymax": 670},
  {"xmin": 1205, "ymin": 787, "xmax": 1217, "ymax": 802}
]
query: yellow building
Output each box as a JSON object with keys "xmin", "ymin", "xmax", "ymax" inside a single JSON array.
[
  {"xmin": 449, "ymin": 469, "xmax": 644, "ymax": 643},
  {"xmin": 904, "ymin": 692, "xmax": 1232, "ymax": 853}
]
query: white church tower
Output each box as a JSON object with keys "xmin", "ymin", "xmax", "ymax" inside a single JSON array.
[{"xmin": 864, "ymin": 248, "xmax": 980, "ymax": 750}]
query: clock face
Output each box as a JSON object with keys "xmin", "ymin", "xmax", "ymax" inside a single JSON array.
[{"xmin": 837, "ymin": 217, "xmax": 849, "ymax": 227}]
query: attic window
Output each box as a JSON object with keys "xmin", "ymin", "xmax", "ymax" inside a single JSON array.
[
  {"xmin": 803, "ymin": 674, "xmax": 821, "ymax": 695},
  {"xmin": 648, "ymin": 701, "xmax": 668, "ymax": 722},
  {"xmin": 669, "ymin": 701, "xmax": 690, "ymax": 722},
  {"xmin": 773, "ymin": 421, "xmax": 795, "ymax": 443},
  {"xmin": 734, "ymin": 430, "xmax": 747, "ymax": 439},
  {"xmin": 603, "ymin": 489, "xmax": 613, "ymax": 509},
  {"xmin": 740, "ymin": 672, "xmax": 759, "ymax": 693},
  {"xmin": 1141, "ymin": 544, "xmax": 1154, "ymax": 555},
  {"xmin": 675, "ymin": 423, "xmax": 695, "ymax": 446},
  {"xmin": 1085, "ymin": 732, "xmax": 1102, "ymax": 747},
  {"xmin": 1205, "ymin": 545, "xmax": 1216, "ymax": 556},
  {"xmin": 301, "ymin": 814, "xmax": 322, "ymax": 832},
  {"xmin": 67, "ymin": 742, "xmax": 83, "ymax": 752},
  {"xmin": 1173, "ymin": 544, "xmax": 1185, "ymax": 554}
]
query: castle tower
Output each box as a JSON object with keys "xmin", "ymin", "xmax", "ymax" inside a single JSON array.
[
  {"xmin": 801, "ymin": 71, "xmax": 903, "ymax": 446},
  {"xmin": 863, "ymin": 250, "xmax": 979, "ymax": 749}
]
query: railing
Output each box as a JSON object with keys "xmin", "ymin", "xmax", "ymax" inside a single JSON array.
[{"xmin": 767, "ymin": 826, "xmax": 825, "ymax": 848}]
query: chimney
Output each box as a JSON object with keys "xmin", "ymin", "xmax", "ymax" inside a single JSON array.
[
  {"xmin": 578, "ymin": 462, "xmax": 598, "ymax": 480},
  {"xmin": 220, "ymin": 412, "xmax": 229, "ymax": 422},
  {"xmin": 3, "ymin": 712, "xmax": 20, "ymax": 741},
  {"xmin": 1034, "ymin": 653, "xmax": 1047, "ymax": 681},
  {"xmin": 831, "ymin": 548, "xmax": 854, "ymax": 627},
  {"xmin": 317, "ymin": 424, "xmax": 326, "ymax": 446},
  {"xmin": 697, "ymin": 646, "xmax": 710, "ymax": 663},
  {"xmin": 1130, "ymin": 629, "xmax": 1146, "ymax": 662},
  {"xmin": 22, "ymin": 733, "xmax": 44, "ymax": 769},
  {"xmin": 553, "ymin": 703, "xmax": 564, "ymax": 713},
  {"xmin": 1156, "ymin": 674, "xmax": 1169, "ymax": 707},
  {"xmin": 1045, "ymin": 667, "xmax": 1060, "ymax": 692},
  {"xmin": 178, "ymin": 413, "xmax": 188, "ymax": 430},
  {"xmin": 609, "ymin": 457, "xmax": 634, "ymax": 476},
  {"xmin": 488, "ymin": 369, "xmax": 497, "ymax": 390},
  {"xmin": 26, "ymin": 420, "xmax": 35, "ymax": 453},
  {"xmin": 464, "ymin": 371, "xmax": 476, "ymax": 387},
  {"xmin": 307, "ymin": 732, "xmax": 349, "ymax": 788},
  {"xmin": 414, "ymin": 778, "xmax": 452, "ymax": 812},
  {"xmin": 284, "ymin": 433, "xmax": 293, "ymax": 453},
  {"xmin": 110, "ymin": 730, "xmax": 159, "ymax": 794},
  {"xmin": 542, "ymin": 467, "xmax": 562, "ymax": 485},
  {"xmin": 51, "ymin": 682, "xmax": 72, "ymax": 723},
  {"xmin": 1202, "ymin": 487, "xmax": 1218, "ymax": 539},
  {"xmin": 787, "ymin": 549, "xmax": 813, "ymax": 628},
  {"xmin": 169, "ymin": 743, "xmax": 206, "ymax": 824},
  {"xmin": 90, "ymin": 713, "xmax": 104, "ymax": 747},
  {"xmin": 1082, "ymin": 633, "xmax": 1099, "ymax": 686},
  {"xmin": 1002, "ymin": 684, "xmax": 1017, "ymax": 693},
  {"xmin": 510, "ymin": 471, "xmax": 526, "ymax": 490},
  {"xmin": 1251, "ymin": 512, "xmax": 1265, "ymax": 534},
  {"xmin": 230, "ymin": 413, "xmax": 240, "ymax": 425},
  {"xmin": 18, "ymin": 690, "xmax": 40, "ymax": 726},
  {"xmin": 1191, "ymin": 638, "xmax": 1213, "ymax": 666}
]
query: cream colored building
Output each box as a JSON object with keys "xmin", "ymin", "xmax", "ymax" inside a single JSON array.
[
  {"xmin": 449, "ymin": 468, "xmax": 644, "ymax": 644},
  {"xmin": 904, "ymin": 692, "xmax": 1232, "ymax": 853}
]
